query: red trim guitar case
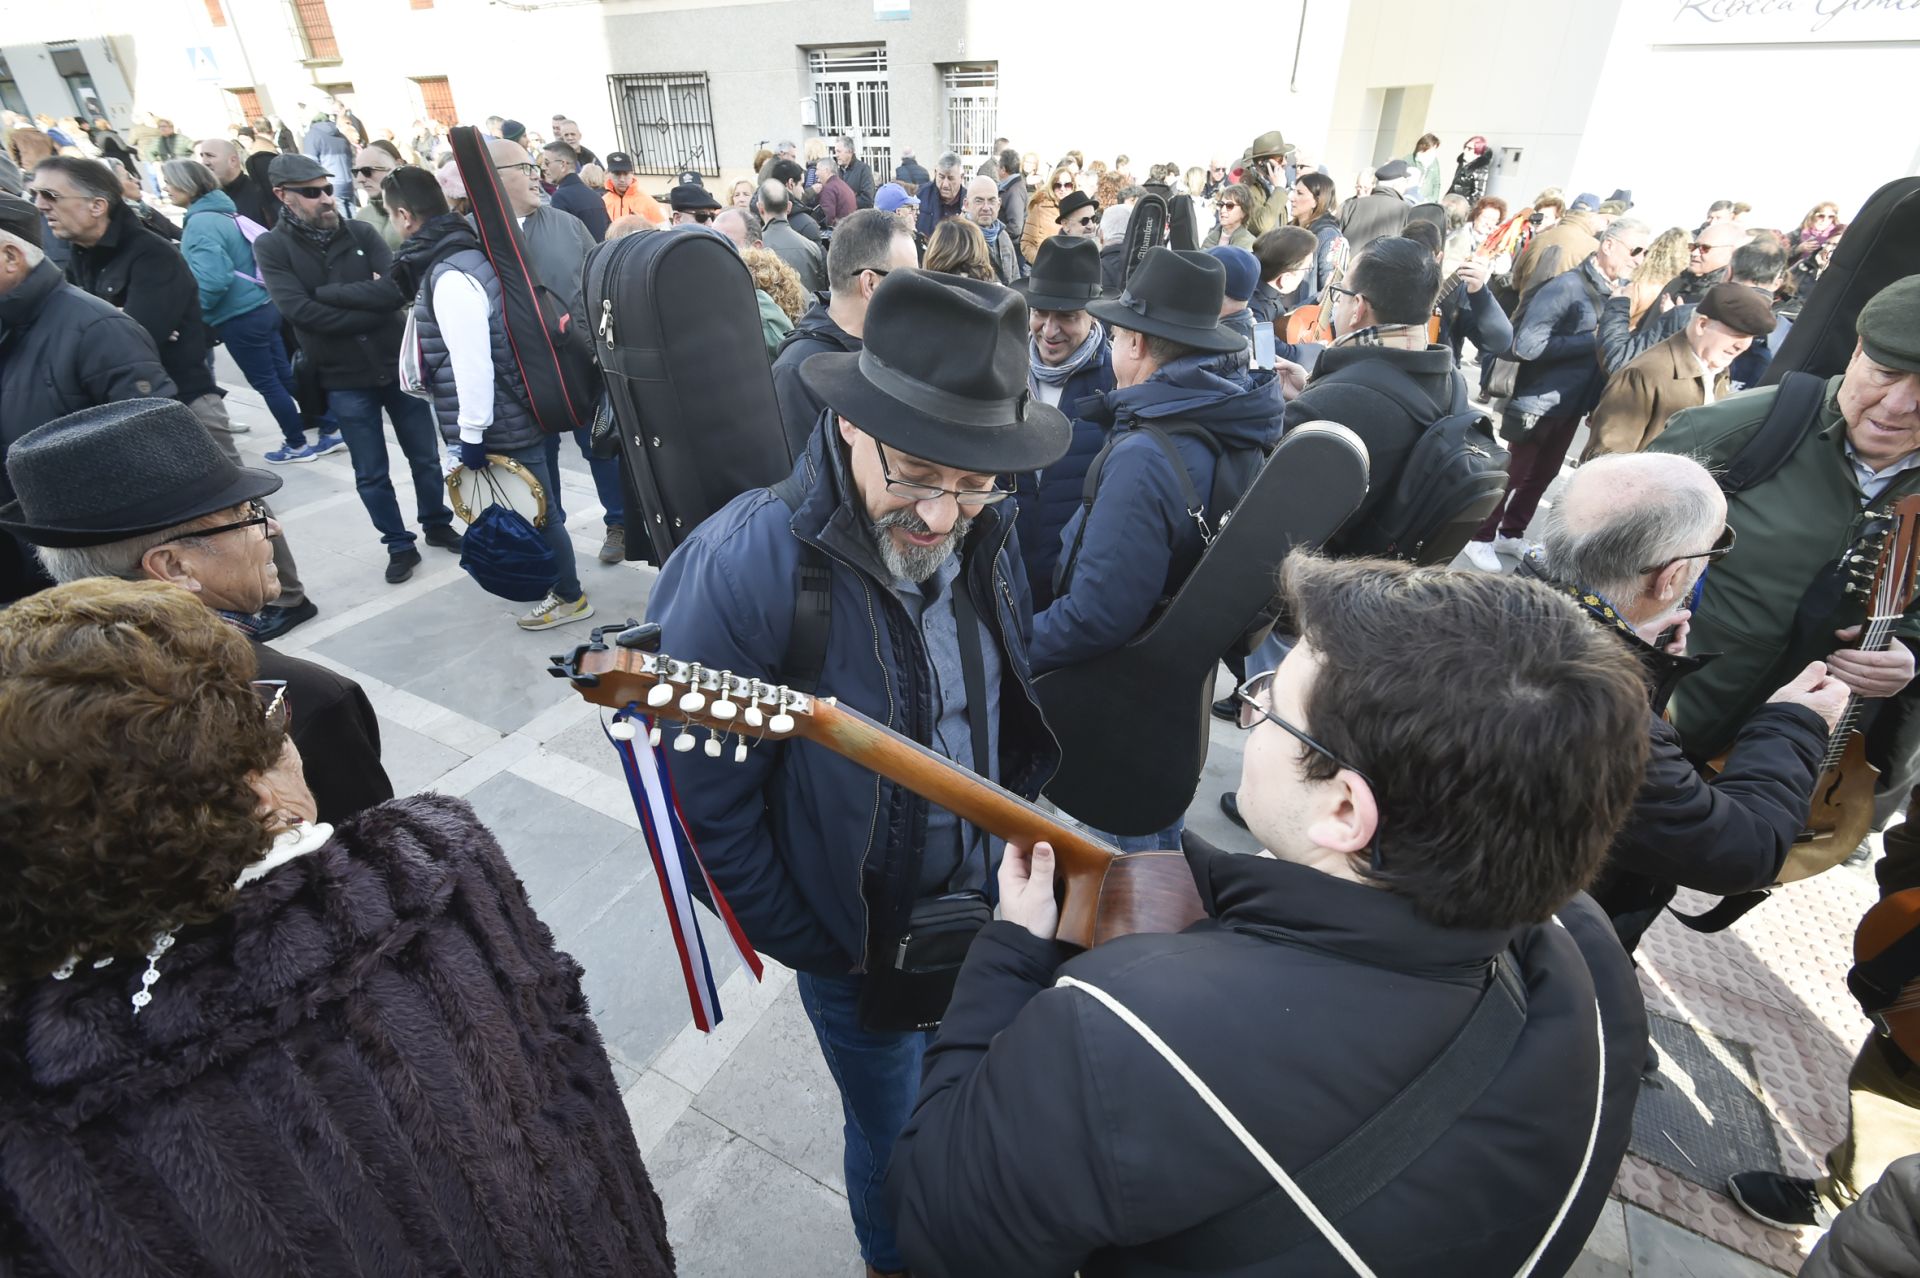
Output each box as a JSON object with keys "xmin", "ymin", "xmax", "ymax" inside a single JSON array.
[
  {"xmin": 447, "ymin": 125, "xmax": 599, "ymax": 432},
  {"xmin": 584, "ymin": 227, "xmax": 790, "ymax": 565},
  {"xmin": 1767, "ymin": 177, "xmax": 1920, "ymax": 383}
]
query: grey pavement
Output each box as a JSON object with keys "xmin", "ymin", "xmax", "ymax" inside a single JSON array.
[{"xmin": 215, "ymin": 353, "xmax": 1798, "ymax": 1276}]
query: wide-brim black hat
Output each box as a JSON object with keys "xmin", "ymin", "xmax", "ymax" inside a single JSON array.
[
  {"xmin": 801, "ymin": 271, "xmax": 1070, "ymax": 474},
  {"xmin": 0, "ymin": 398, "xmax": 282, "ymax": 547},
  {"xmin": 1015, "ymin": 236, "xmax": 1105, "ymax": 312},
  {"xmin": 1086, "ymin": 248, "xmax": 1246, "ymax": 354}
]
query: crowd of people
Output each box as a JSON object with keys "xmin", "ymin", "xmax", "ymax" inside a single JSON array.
[{"xmin": 2, "ymin": 94, "xmax": 1917, "ymax": 1278}]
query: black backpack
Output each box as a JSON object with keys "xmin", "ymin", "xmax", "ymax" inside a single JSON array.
[{"xmin": 1312, "ymin": 362, "xmax": 1510, "ymax": 564}]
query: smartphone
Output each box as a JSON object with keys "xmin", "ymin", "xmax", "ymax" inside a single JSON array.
[{"xmin": 1253, "ymin": 326, "xmax": 1277, "ymax": 370}]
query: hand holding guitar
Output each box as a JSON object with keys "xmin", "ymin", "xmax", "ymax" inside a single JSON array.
[
  {"xmin": 1829, "ymin": 626, "xmax": 1917, "ymax": 699},
  {"xmin": 1454, "ymin": 259, "xmax": 1491, "ymax": 294},
  {"xmin": 999, "ymin": 840, "xmax": 1060, "ymax": 941},
  {"xmin": 1766, "ymin": 660, "xmax": 1850, "ymax": 732}
]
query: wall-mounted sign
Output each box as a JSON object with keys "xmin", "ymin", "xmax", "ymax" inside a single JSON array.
[
  {"xmin": 1656, "ymin": 0, "xmax": 1920, "ymax": 45},
  {"xmin": 875, "ymin": 0, "xmax": 910, "ymax": 20}
]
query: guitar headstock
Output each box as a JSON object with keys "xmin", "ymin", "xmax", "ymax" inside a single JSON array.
[
  {"xmin": 548, "ymin": 621, "xmax": 816, "ymax": 762},
  {"xmin": 1865, "ymin": 495, "xmax": 1920, "ymax": 620}
]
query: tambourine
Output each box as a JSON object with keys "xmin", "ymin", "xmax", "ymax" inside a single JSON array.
[{"xmin": 446, "ymin": 454, "xmax": 548, "ymax": 528}]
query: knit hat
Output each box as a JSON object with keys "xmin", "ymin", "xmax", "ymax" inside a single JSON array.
[{"xmin": 1205, "ymin": 245, "xmax": 1260, "ymax": 302}]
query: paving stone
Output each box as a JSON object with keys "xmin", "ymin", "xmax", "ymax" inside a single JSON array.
[
  {"xmin": 1582, "ymin": 1197, "xmax": 1630, "ymax": 1270},
  {"xmin": 376, "ymin": 718, "xmax": 470, "ymax": 798},
  {"xmin": 690, "ymin": 981, "xmax": 847, "ymax": 1193},
  {"xmin": 1626, "ymin": 1202, "xmax": 1793, "ymax": 1277},
  {"xmin": 625, "ymin": 1068, "xmax": 694, "ymax": 1157},
  {"xmin": 463, "ymin": 772, "xmax": 638, "ymax": 913},
  {"xmin": 542, "ymin": 710, "xmax": 632, "ymax": 782}
]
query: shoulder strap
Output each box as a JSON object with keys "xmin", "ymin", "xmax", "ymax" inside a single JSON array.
[
  {"xmin": 1318, "ymin": 358, "xmax": 1466, "ymax": 427},
  {"xmin": 1140, "ymin": 425, "xmax": 1207, "ymax": 523},
  {"xmin": 771, "ymin": 471, "xmax": 832, "ymax": 694},
  {"xmin": 1716, "ymin": 371, "xmax": 1827, "ymax": 495},
  {"xmin": 1105, "ymin": 951, "xmax": 1529, "ymax": 1271},
  {"xmin": 949, "ymin": 575, "xmax": 992, "ymax": 780}
]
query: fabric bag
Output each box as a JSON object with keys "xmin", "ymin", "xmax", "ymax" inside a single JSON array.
[{"xmin": 459, "ymin": 500, "xmax": 557, "ymax": 602}]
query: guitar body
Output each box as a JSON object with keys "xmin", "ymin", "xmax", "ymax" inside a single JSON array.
[
  {"xmin": 1855, "ymin": 887, "xmax": 1920, "ymax": 1061},
  {"xmin": 1284, "ymin": 305, "xmax": 1320, "ymax": 345},
  {"xmin": 1035, "ymin": 423, "xmax": 1370, "ymax": 835},
  {"xmin": 1779, "ymin": 731, "xmax": 1880, "ymax": 883},
  {"xmin": 1088, "ymin": 850, "xmax": 1210, "ymax": 944}
]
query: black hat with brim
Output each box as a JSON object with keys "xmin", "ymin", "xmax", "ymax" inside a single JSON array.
[
  {"xmin": 1056, "ymin": 190, "xmax": 1099, "ymax": 221},
  {"xmin": 668, "ymin": 183, "xmax": 721, "ymax": 212},
  {"xmin": 1015, "ymin": 236, "xmax": 1105, "ymax": 312},
  {"xmin": 0, "ymin": 398, "xmax": 283, "ymax": 547},
  {"xmin": 800, "ymin": 271, "xmax": 1069, "ymax": 474},
  {"xmin": 1086, "ymin": 248, "xmax": 1247, "ymax": 354}
]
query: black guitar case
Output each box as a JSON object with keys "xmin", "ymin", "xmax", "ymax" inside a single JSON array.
[
  {"xmin": 1036, "ymin": 423, "xmax": 1371, "ymax": 835},
  {"xmin": 446, "ymin": 125, "xmax": 599, "ymax": 433},
  {"xmin": 1767, "ymin": 177, "xmax": 1920, "ymax": 383},
  {"xmin": 584, "ymin": 228, "xmax": 790, "ymax": 565},
  {"xmin": 1122, "ymin": 194, "xmax": 1169, "ymax": 287}
]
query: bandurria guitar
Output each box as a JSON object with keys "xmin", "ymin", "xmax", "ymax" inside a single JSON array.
[{"xmin": 549, "ymin": 623, "xmax": 1210, "ymax": 949}]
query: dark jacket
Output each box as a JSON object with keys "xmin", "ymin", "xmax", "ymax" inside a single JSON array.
[
  {"xmin": 1099, "ymin": 241, "xmax": 1127, "ymax": 293},
  {"xmin": 889, "ymin": 841, "xmax": 1646, "ymax": 1277},
  {"xmin": 895, "ymin": 157, "xmax": 931, "ymax": 187},
  {"xmin": 1339, "ymin": 192, "xmax": 1411, "ymax": 253},
  {"xmin": 770, "ymin": 300, "xmax": 859, "ymax": 458},
  {"xmin": 1509, "ymin": 255, "xmax": 1611, "ymax": 418},
  {"xmin": 256, "ymin": 640, "xmax": 394, "ymax": 825},
  {"xmin": 1033, "ymin": 356, "xmax": 1285, "ymax": 672},
  {"xmin": 1659, "ymin": 264, "xmax": 1727, "ymax": 309},
  {"xmin": 549, "ymin": 172, "xmax": 610, "ymax": 243},
  {"xmin": 254, "ymin": 215, "xmax": 405, "ymax": 390},
  {"xmin": 916, "ymin": 181, "xmax": 965, "ymax": 238},
  {"xmin": 0, "ymin": 795, "xmax": 674, "ymax": 1278},
  {"xmin": 1447, "ymin": 152, "xmax": 1491, "ymax": 203},
  {"xmin": 1282, "ymin": 342, "xmax": 1463, "ymax": 555},
  {"xmin": 130, "ymin": 200, "xmax": 183, "ymax": 243},
  {"xmin": 1012, "ymin": 344, "xmax": 1118, "ymax": 608},
  {"xmin": 815, "ymin": 173, "xmax": 858, "ymax": 226},
  {"xmin": 301, "ymin": 119, "xmax": 356, "ymax": 206},
  {"xmin": 222, "ymin": 172, "xmax": 279, "ymax": 232},
  {"xmin": 64, "ymin": 200, "xmax": 217, "ymax": 403},
  {"xmin": 998, "ymin": 174, "xmax": 1029, "ymax": 242},
  {"xmin": 843, "ymin": 157, "xmax": 877, "ymax": 207},
  {"xmin": 1435, "ymin": 281, "xmax": 1513, "ymax": 362},
  {"xmin": 404, "ymin": 217, "xmax": 542, "ymax": 453},
  {"xmin": 644, "ymin": 423, "xmax": 1058, "ymax": 974},
  {"xmin": 1307, "ymin": 213, "xmax": 1344, "ymax": 303},
  {"xmin": 1803, "ymin": 1151, "xmax": 1920, "ymax": 1278}
]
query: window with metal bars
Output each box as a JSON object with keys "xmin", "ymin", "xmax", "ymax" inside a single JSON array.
[
  {"xmin": 941, "ymin": 63, "xmax": 998, "ymax": 178},
  {"xmin": 226, "ymin": 87, "xmax": 263, "ymax": 125},
  {"xmin": 413, "ymin": 76, "xmax": 457, "ymax": 127},
  {"xmin": 605, "ymin": 71, "xmax": 718, "ymax": 176},
  {"xmin": 289, "ymin": 0, "xmax": 340, "ymax": 61},
  {"xmin": 807, "ymin": 48, "xmax": 892, "ymax": 187}
]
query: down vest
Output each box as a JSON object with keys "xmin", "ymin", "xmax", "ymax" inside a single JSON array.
[{"xmin": 411, "ymin": 239, "xmax": 541, "ymax": 452}]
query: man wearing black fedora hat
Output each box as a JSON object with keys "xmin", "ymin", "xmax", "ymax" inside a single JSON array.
[
  {"xmin": 646, "ymin": 270, "xmax": 1066, "ymax": 1278},
  {"xmin": 1055, "ymin": 189, "xmax": 1100, "ymax": 243},
  {"xmin": 1009, "ymin": 236, "xmax": 1116, "ymax": 606},
  {"xmin": 1, "ymin": 399, "xmax": 393, "ymax": 825},
  {"xmin": 1034, "ymin": 249, "xmax": 1283, "ymax": 696}
]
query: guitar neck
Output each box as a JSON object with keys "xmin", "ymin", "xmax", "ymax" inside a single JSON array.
[{"xmin": 1822, "ymin": 611, "xmax": 1900, "ymax": 768}]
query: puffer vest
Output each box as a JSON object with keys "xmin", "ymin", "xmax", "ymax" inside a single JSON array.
[{"xmin": 413, "ymin": 249, "xmax": 541, "ymax": 452}]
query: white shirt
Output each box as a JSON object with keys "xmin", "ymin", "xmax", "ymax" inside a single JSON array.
[
  {"xmin": 1033, "ymin": 380, "xmax": 1066, "ymax": 409},
  {"xmin": 431, "ymin": 269, "xmax": 495, "ymax": 441},
  {"xmin": 1692, "ymin": 350, "xmax": 1718, "ymax": 407},
  {"xmin": 1845, "ymin": 441, "xmax": 1920, "ymax": 503}
]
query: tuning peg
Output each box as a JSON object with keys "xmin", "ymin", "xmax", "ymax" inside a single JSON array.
[
  {"xmin": 734, "ymin": 740, "xmax": 749, "ymax": 763},
  {"xmin": 743, "ymin": 679, "xmax": 766, "ymax": 727},
  {"xmin": 678, "ymin": 689, "xmax": 708, "ymax": 714},
  {"xmin": 646, "ymin": 684, "xmax": 674, "ymax": 708},
  {"xmin": 672, "ymin": 728, "xmax": 697, "ymax": 753},
  {"xmin": 608, "ymin": 718, "xmax": 637, "ymax": 741},
  {"xmin": 703, "ymin": 730, "xmax": 723, "ymax": 758},
  {"xmin": 711, "ymin": 671, "xmax": 739, "ymax": 720}
]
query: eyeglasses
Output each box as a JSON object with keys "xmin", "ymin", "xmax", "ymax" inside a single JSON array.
[
  {"xmin": 1067, "ymin": 215, "xmax": 1096, "ymax": 229},
  {"xmin": 1326, "ymin": 282, "xmax": 1364, "ymax": 306},
  {"xmin": 496, "ymin": 162, "xmax": 538, "ymax": 177},
  {"xmin": 1219, "ymin": 201, "xmax": 1240, "ymax": 210},
  {"xmin": 1814, "ymin": 211, "xmax": 1838, "ymax": 221},
  {"xmin": 282, "ymin": 184, "xmax": 334, "ymax": 199},
  {"xmin": 859, "ymin": 267, "xmax": 891, "ymax": 280},
  {"xmin": 1688, "ymin": 242, "xmax": 1716, "ymax": 254},
  {"xmin": 1054, "ymin": 182, "xmax": 1074, "ymax": 191},
  {"xmin": 1627, "ymin": 245, "xmax": 1648, "ymax": 258},
  {"xmin": 27, "ymin": 186, "xmax": 92, "ymax": 204},
  {"xmin": 1639, "ymin": 523, "xmax": 1737, "ymax": 574},
  {"xmin": 1231, "ymin": 670, "xmax": 1383, "ymax": 872},
  {"xmin": 350, "ymin": 165, "xmax": 391, "ymax": 178},
  {"xmin": 251, "ymin": 679, "xmax": 293, "ymax": 735},
  {"xmin": 874, "ymin": 439, "xmax": 1010, "ymax": 508},
  {"xmin": 691, "ymin": 210, "xmax": 716, "ymax": 223},
  {"xmin": 161, "ymin": 499, "xmax": 272, "ymax": 545}
]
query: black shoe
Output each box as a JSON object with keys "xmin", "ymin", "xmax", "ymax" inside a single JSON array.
[
  {"xmin": 423, "ymin": 523, "xmax": 464, "ymax": 552},
  {"xmin": 385, "ymin": 549, "xmax": 422, "ymax": 584},
  {"xmin": 253, "ymin": 598, "xmax": 319, "ymax": 640},
  {"xmin": 1220, "ymin": 791, "xmax": 1247, "ymax": 830},
  {"xmin": 1726, "ymin": 1171, "xmax": 1826, "ymax": 1229},
  {"xmin": 1211, "ymin": 695, "xmax": 1239, "ymax": 723}
]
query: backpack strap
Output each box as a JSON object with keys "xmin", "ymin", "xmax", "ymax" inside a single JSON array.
[
  {"xmin": 1140, "ymin": 424, "xmax": 1215, "ymax": 543},
  {"xmin": 1315, "ymin": 357, "xmax": 1468, "ymax": 429},
  {"xmin": 770, "ymin": 471, "xmax": 832, "ymax": 695},
  {"xmin": 1716, "ymin": 371, "xmax": 1827, "ymax": 495}
]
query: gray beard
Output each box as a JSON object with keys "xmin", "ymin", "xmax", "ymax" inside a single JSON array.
[{"xmin": 870, "ymin": 508, "xmax": 972, "ymax": 584}]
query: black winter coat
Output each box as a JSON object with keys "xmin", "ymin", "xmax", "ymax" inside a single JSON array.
[
  {"xmin": 223, "ymin": 172, "xmax": 279, "ymax": 232},
  {"xmin": 770, "ymin": 300, "xmax": 860, "ymax": 458},
  {"xmin": 0, "ymin": 794, "xmax": 675, "ymax": 1278},
  {"xmin": 253, "ymin": 216, "xmax": 405, "ymax": 390},
  {"xmin": 550, "ymin": 173, "xmax": 610, "ymax": 243},
  {"xmin": 843, "ymin": 157, "xmax": 877, "ymax": 207},
  {"xmin": 889, "ymin": 841, "xmax": 1645, "ymax": 1276},
  {"xmin": 64, "ymin": 201, "xmax": 216, "ymax": 402},
  {"xmin": 255, "ymin": 641, "xmax": 394, "ymax": 826}
]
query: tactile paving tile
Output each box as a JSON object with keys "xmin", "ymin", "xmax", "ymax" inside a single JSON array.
[
  {"xmin": 1632, "ymin": 1013, "xmax": 1782, "ymax": 1189},
  {"xmin": 1615, "ymin": 1154, "xmax": 1810, "ymax": 1274}
]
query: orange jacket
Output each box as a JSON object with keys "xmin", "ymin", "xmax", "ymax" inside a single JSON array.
[{"xmin": 604, "ymin": 181, "xmax": 667, "ymax": 226}]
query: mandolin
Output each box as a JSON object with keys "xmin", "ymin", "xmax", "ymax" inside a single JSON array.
[
  {"xmin": 549, "ymin": 623, "xmax": 1210, "ymax": 950},
  {"xmin": 1774, "ymin": 494, "xmax": 1920, "ymax": 883},
  {"xmin": 1852, "ymin": 887, "xmax": 1920, "ymax": 1061}
]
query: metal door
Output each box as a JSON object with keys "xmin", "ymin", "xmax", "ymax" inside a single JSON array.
[
  {"xmin": 808, "ymin": 48, "xmax": 892, "ymax": 184},
  {"xmin": 942, "ymin": 64, "xmax": 998, "ymax": 176}
]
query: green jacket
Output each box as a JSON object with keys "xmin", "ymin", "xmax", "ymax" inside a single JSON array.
[
  {"xmin": 1245, "ymin": 172, "xmax": 1290, "ymax": 238},
  {"xmin": 1648, "ymin": 377, "xmax": 1920, "ymax": 756},
  {"xmin": 354, "ymin": 196, "xmax": 405, "ymax": 252},
  {"xmin": 756, "ymin": 289, "xmax": 792, "ymax": 360}
]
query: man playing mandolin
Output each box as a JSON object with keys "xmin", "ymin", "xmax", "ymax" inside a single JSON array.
[
  {"xmin": 645, "ymin": 270, "xmax": 1067, "ymax": 1278},
  {"xmin": 888, "ymin": 554, "xmax": 1651, "ymax": 1276}
]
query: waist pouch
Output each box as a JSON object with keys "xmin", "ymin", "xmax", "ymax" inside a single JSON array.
[{"xmin": 858, "ymin": 890, "xmax": 993, "ymax": 1033}]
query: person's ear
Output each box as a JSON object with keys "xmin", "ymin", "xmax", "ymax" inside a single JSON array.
[
  {"xmin": 837, "ymin": 416, "xmax": 862, "ymax": 449},
  {"xmin": 140, "ymin": 543, "xmax": 201, "ymax": 592},
  {"xmin": 1304, "ymin": 769, "xmax": 1379, "ymax": 861},
  {"xmin": 1650, "ymin": 559, "xmax": 1691, "ymax": 606}
]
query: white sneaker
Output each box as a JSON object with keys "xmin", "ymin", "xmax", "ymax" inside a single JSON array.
[
  {"xmin": 517, "ymin": 590, "xmax": 595, "ymax": 631},
  {"xmin": 1461, "ymin": 540, "xmax": 1503, "ymax": 573},
  {"xmin": 1491, "ymin": 535, "xmax": 1538, "ymax": 559}
]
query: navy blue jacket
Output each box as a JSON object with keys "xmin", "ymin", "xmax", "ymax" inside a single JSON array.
[
  {"xmin": 1510, "ymin": 255, "xmax": 1612, "ymax": 418},
  {"xmin": 644, "ymin": 422, "xmax": 1059, "ymax": 974},
  {"xmin": 550, "ymin": 173, "xmax": 610, "ymax": 243},
  {"xmin": 916, "ymin": 181, "xmax": 964, "ymax": 238},
  {"xmin": 1012, "ymin": 348, "xmax": 1118, "ymax": 609},
  {"xmin": 1032, "ymin": 356, "xmax": 1285, "ymax": 672}
]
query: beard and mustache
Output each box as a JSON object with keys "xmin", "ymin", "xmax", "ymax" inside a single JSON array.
[{"xmin": 869, "ymin": 507, "xmax": 973, "ymax": 584}]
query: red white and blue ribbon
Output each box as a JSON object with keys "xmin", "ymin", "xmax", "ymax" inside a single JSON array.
[{"xmin": 606, "ymin": 707, "xmax": 762, "ymax": 1031}]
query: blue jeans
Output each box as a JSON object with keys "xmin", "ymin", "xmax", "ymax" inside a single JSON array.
[
  {"xmin": 328, "ymin": 386, "xmax": 454, "ymax": 554},
  {"xmin": 796, "ymin": 972, "xmax": 931, "ymax": 1272},
  {"xmin": 1094, "ymin": 819, "xmax": 1186, "ymax": 852},
  {"xmin": 504, "ymin": 442, "xmax": 581, "ymax": 599},
  {"xmin": 217, "ymin": 302, "xmax": 306, "ymax": 446},
  {"xmin": 558, "ymin": 428, "xmax": 624, "ymax": 528}
]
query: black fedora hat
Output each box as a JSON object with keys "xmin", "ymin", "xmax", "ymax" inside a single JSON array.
[
  {"xmin": 800, "ymin": 271, "xmax": 1070, "ymax": 474},
  {"xmin": 1056, "ymin": 190, "xmax": 1098, "ymax": 222},
  {"xmin": 0, "ymin": 399, "xmax": 283, "ymax": 548},
  {"xmin": 1015, "ymin": 237, "xmax": 1103, "ymax": 311},
  {"xmin": 1087, "ymin": 248, "xmax": 1246, "ymax": 354}
]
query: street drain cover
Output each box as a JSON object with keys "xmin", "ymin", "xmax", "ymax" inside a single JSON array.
[{"xmin": 1630, "ymin": 1012, "xmax": 1782, "ymax": 1190}]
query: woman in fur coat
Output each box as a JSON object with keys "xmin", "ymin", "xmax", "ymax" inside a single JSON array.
[{"xmin": 0, "ymin": 579, "xmax": 676, "ymax": 1278}]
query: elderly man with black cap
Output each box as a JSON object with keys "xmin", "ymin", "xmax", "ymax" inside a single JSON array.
[
  {"xmin": 1586, "ymin": 282, "xmax": 1779, "ymax": 458},
  {"xmin": 646, "ymin": 270, "xmax": 1066, "ymax": 1278},
  {"xmin": 1008, "ymin": 236, "xmax": 1117, "ymax": 606},
  {"xmin": 666, "ymin": 181, "xmax": 721, "ymax": 227},
  {"xmin": 0, "ymin": 398, "xmax": 392, "ymax": 823},
  {"xmin": 1340, "ymin": 160, "xmax": 1416, "ymax": 252}
]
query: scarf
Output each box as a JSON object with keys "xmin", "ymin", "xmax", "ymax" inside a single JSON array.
[
  {"xmin": 1030, "ymin": 318, "xmax": 1105, "ymax": 388},
  {"xmin": 1331, "ymin": 322, "xmax": 1424, "ymax": 349},
  {"xmin": 281, "ymin": 207, "xmax": 338, "ymax": 249},
  {"xmin": 981, "ymin": 218, "xmax": 1003, "ymax": 246}
]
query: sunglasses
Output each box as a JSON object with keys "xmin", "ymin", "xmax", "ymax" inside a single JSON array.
[
  {"xmin": 1639, "ymin": 523, "xmax": 1737, "ymax": 574},
  {"xmin": 1231, "ymin": 671, "xmax": 1384, "ymax": 872},
  {"xmin": 160, "ymin": 499, "xmax": 272, "ymax": 545},
  {"xmin": 1688, "ymin": 243, "xmax": 1716, "ymax": 254},
  {"xmin": 27, "ymin": 186, "xmax": 94, "ymax": 204},
  {"xmin": 282, "ymin": 184, "xmax": 334, "ymax": 199},
  {"xmin": 350, "ymin": 165, "xmax": 391, "ymax": 178},
  {"xmin": 1054, "ymin": 182, "xmax": 1074, "ymax": 191},
  {"xmin": 251, "ymin": 679, "xmax": 293, "ymax": 736},
  {"xmin": 690, "ymin": 210, "xmax": 716, "ymax": 222}
]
